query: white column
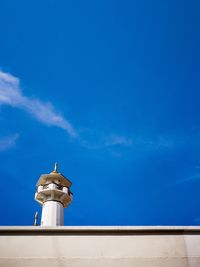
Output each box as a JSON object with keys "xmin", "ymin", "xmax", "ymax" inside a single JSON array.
[{"xmin": 41, "ymin": 201, "xmax": 64, "ymax": 226}]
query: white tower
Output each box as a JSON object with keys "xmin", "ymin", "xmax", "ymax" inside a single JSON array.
[{"xmin": 35, "ymin": 163, "xmax": 73, "ymax": 226}]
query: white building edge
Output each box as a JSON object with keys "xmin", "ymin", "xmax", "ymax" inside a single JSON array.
[{"xmin": 0, "ymin": 226, "xmax": 200, "ymax": 267}]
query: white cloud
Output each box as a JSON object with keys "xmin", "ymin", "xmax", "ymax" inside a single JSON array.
[
  {"xmin": 166, "ymin": 170, "xmax": 200, "ymax": 188},
  {"xmin": 137, "ymin": 136, "xmax": 174, "ymax": 150},
  {"xmin": 0, "ymin": 133, "xmax": 19, "ymax": 151},
  {"xmin": 0, "ymin": 70, "xmax": 78, "ymax": 137},
  {"xmin": 105, "ymin": 134, "xmax": 133, "ymax": 147},
  {"xmin": 0, "ymin": 71, "xmax": 19, "ymax": 85},
  {"xmin": 0, "ymin": 71, "xmax": 175, "ymax": 154},
  {"xmin": 175, "ymin": 173, "xmax": 200, "ymax": 185},
  {"xmin": 78, "ymin": 128, "xmax": 134, "ymax": 150}
]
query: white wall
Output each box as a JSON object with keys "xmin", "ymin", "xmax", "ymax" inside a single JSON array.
[{"xmin": 0, "ymin": 227, "xmax": 200, "ymax": 267}]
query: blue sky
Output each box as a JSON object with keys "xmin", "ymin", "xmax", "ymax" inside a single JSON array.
[{"xmin": 0, "ymin": 0, "xmax": 200, "ymax": 226}]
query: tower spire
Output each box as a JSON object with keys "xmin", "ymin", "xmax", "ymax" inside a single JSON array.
[{"xmin": 53, "ymin": 162, "xmax": 58, "ymax": 173}]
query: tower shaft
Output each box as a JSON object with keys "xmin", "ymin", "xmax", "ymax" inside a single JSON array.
[{"xmin": 41, "ymin": 201, "xmax": 64, "ymax": 226}]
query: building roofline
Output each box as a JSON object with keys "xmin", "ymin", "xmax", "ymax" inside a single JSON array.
[{"xmin": 0, "ymin": 226, "xmax": 200, "ymax": 235}]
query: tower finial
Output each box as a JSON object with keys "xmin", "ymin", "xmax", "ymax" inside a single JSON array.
[
  {"xmin": 52, "ymin": 162, "xmax": 58, "ymax": 173},
  {"xmin": 34, "ymin": 211, "xmax": 38, "ymax": 226},
  {"xmin": 50, "ymin": 162, "xmax": 59, "ymax": 174}
]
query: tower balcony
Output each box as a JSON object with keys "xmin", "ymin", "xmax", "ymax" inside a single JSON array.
[{"xmin": 35, "ymin": 183, "xmax": 72, "ymax": 208}]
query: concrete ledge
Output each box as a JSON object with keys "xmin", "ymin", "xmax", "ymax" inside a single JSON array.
[{"xmin": 0, "ymin": 226, "xmax": 200, "ymax": 235}]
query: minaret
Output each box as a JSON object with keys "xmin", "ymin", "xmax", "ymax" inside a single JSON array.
[{"xmin": 34, "ymin": 163, "xmax": 73, "ymax": 226}]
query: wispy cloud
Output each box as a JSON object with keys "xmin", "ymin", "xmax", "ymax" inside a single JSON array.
[
  {"xmin": 79, "ymin": 126, "xmax": 175, "ymax": 156},
  {"xmin": 0, "ymin": 133, "xmax": 19, "ymax": 151},
  {"xmin": 105, "ymin": 134, "xmax": 133, "ymax": 147},
  {"xmin": 0, "ymin": 70, "xmax": 176, "ymax": 156},
  {"xmin": 136, "ymin": 136, "xmax": 174, "ymax": 150},
  {"xmin": 0, "ymin": 70, "xmax": 133, "ymax": 152},
  {"xmin": 166, "ymin": 169, "xmax": 200, "ymax": 188},
  {"xmin": 174, "ymin": 173, "xmax": 200, "ymax": 185},
  {"xmin": 0, "ymin": 70, "xmax": 78, "ymax": 137},
  {"xmin": 79, "ymin": 128, "xmax": 133, "ymax": 150}
]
